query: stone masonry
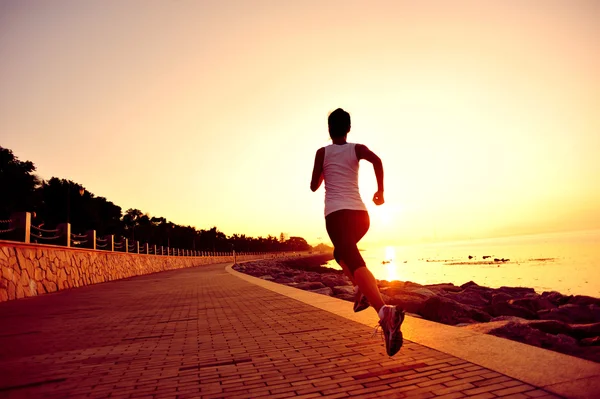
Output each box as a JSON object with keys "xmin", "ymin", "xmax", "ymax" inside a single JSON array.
[{"xmin": 0, "ymin": 241, "xmax": 280, "ymax": 303}]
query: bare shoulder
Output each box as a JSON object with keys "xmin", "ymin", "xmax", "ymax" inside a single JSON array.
[
  {"xmin": 355, "ymin": 143, "xmax": 370, "ymax": 160},
  {"xmin": 355, "ymin": 143, "xmax": 380, "ymax": 162},
  {"xmin": 315, "ymin": 147, "xmax": 325, "ymax": 159}
]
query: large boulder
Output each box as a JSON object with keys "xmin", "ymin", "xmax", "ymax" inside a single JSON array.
[
  {"xmin": 404, "ymin": 287, "xmax": 438, "ymax": 298},
  {"xmin": 444, "ymin": 289, "xmax": 490, "ymax": 307},
  {"xmin": 541, "ymin": 291, "xmax": 572, "ymax": 306},
  {"xmin": 425, "ymin": 283, "xmax": 463, "ymax": 293},
  {"xmin": 487, "ymin": 322, "xmax": 580, "ymax": 357},
  {"xmin": 568, "ymin": 295, "xmax": 600, "ymax": 307},
  {"xmin": 305, "ymin": 272, "xmax": 324, "ymax": 282},
  {"xmin": 387, "ymin": 293, "xmax": 428, "ymax": 314},
  {"xmin": 273, "ymin": 276, "xmax": 295, "ymax": 284},
  {"xmin": 525, "ymin": 320, "xmax": 572, "ymax": 336},
  {"xmin": 321, "ymin": 274, "xmax": 350, "ymax": 288},
  {"xmin": 496, "ymin": 286, "xmax": 536, "ymax": 298},
  {"xmin": 420, "ymin": 296, "xmax": 491, "ymax": 325},
  {"xmin": 538, "ymin": 304, "xmax": 600, "ymax": 324},
  {"xmin": 581, "ymin": 337, "xmax": 600, "ymax": 346},
  {"xmin": 509, "ymin": 297, "xmax": 556, "ymax": 313},
  {"xmin": 569, "ymin": 322, "xmax": 600, "ymax": 339},
  {"xmin": 486, "ymin": 301, "xmax": 538, "ymax": 320},
  {"xmin": 461, "ymin": 281, "xmax": 479, "ymax": 289},
  {"xmin": 491, "ymin": 292, "xmax": 513, "ymax": 305}
]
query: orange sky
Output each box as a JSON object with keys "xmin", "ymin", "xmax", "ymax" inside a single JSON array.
[{"xmin": 1, "ymin": 1, "xmax": 598, "ymax": 246}]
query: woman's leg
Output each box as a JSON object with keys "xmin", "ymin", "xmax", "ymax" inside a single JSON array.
[
  {"xmin": 326, "ymin": 210, "xmax": 385, "ymax": 314},
  {"xmin": 353, "ymin": 267, "xmax": 384, "ymax": 312},
  {"xmin": 334, "ymin": 249, "xmax": 356, "ymax": 285},
  {"xmin": 327, "ymin": 210, "xmax": 405, "ymax": 356}
]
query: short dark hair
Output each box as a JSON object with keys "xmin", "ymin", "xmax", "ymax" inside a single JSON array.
[{"xmin": 328, "ymin": 108, "xmax": 351, "ymax": 138}]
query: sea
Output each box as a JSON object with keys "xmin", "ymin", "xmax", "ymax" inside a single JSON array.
[{"xmin": 325, "ymin": 229, "xmax": 600, "ymax": 297}]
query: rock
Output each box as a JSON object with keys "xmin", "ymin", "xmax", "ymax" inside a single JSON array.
[
  {"xmin": 538, "ymin": 304, "xmax": 600, "ymax": 324},
  {"xmin": 321, "ymin": 274, "xmax": 350, "ymax": 288},
  {"xmin": 273, "ymin": 276, "xmax": 294, "ymax": 284},
  {"xmin": 7, "ymin": 280, "xmax": 15, "ymax": 299},
  {"xmin": 258, "ymin": 275, "xmax": 274, "ymax": 281},
  {"xmin": 309, "ymin": 287, "xmax": 333, "ymax": 296},
  {"xmin": 491, "ymin": 316, "xmax": 528, "ymax": 323},
  {"xmin": 509, "ymin": 297, "xmax": 556, "ymax": 313},
  {"xmin": 425, "ymin": 283, "xmax": 462, "ymax": 293},
  {"xmin": 42, "ymin": 280, "xmax": 57, "ymax": 293},
  {"xmin": 491, "ymin": 292, "xmax": 513, "ymax": 306},
  {"xmin": 461, "ymin": 281, "xmax": 479, "ymax": 289},
  {"xmin": 379, "ymin": 286, "xmax": 404, "ymax": 297},
  {"xmin": 445, "ymin": 289, "xmax": 490, "ymax": 307},
  {"xmin": 541, "ymin": 291, "xmax": 572, "ymax": 306},
  {"xmin": 488, "ymin": 322, "xmax": 580, "ymax": 356},
  {"xmin": 525, "ymin": 320, "xmax": 572, "ymax": 336},
  {"xmin": 568, "ymin": 295, "xmax": 600, "ymax": 307},
  {"xmin": 486, "ymin": 302, "xmax": 538, "ymax": 320},
  {"xmin": 580, "ymin": 337, "xmax": 600, "ymax": 346},
  {"xmin": 420, "ymin": 296, "xmax": 491, "ymax": 325},
  {"xmin": 306, "ymin": 272, "xmax": 324, "ymax": 282},
  {"xmin": 497, "ymin": 286, "xmax": 536, "ymax": 298},
  {"xmin": 460, "ymin": 285, "xmax": 496, "ymax": 301},
  {"xmin": 292, "ymin": 274, "xmax": 307, "ymax": 283},
  {"xmin": 404, "ymin": 281, "xmax": 424, "ymax": 289},
  {"xmin": 405, "ymin": 287, "xmax": 439, "ymax": 298},
  {"xmin": 332, "ymin": 286, "xmax": 355, "ymax": 296},
  {"xmin": 293, "ymin": 282, "xmax": 327, "ymax": 290},
  {"xmin": 387, "ymin": 294, "xmax": 428, "ymax": 314},
  {"xmin": 334, "ymin": 293, "xmax": 355, "ymax": 302},
  {"xmin": 569, "ymin": 322, "xmax": 600, "ymax": 339}
]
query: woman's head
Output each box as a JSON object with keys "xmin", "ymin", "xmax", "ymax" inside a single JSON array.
[{"xmin": 328, "ymin": 108, "xmax": 351, "ymax": 138}]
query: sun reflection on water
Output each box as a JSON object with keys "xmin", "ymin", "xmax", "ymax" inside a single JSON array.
[{"xmin": 383, "ymin": 246, "xmax": 400, "ymax": 281}]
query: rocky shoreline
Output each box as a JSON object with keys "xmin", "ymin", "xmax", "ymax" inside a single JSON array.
[{"xmin": 233, "ymin": 254, "xmax": 600, "ymax": 363}]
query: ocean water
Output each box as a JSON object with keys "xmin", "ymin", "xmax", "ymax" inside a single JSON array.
[{"xmin": 325, "ymin": 229, "xmax": 600, "ymax": 297}]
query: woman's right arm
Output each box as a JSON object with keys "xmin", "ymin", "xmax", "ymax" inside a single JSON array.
[{"xmin": 310, "ymin": 147, "xmax": 325, "ymax": 192}]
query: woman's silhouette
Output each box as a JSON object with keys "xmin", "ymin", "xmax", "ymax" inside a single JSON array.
[{"xmin": 310, "ymin": 108, "xmax": 404, "ymax": 356}]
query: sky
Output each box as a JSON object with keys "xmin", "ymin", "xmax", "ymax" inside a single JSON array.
[{"xmin": 1, "ymin": 0, "xmax": 599, "ymax": 246}]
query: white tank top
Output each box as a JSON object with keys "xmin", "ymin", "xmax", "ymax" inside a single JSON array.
[{"xmin": 323, "ymin": 143, "xmax": 367, "ymax": 216}]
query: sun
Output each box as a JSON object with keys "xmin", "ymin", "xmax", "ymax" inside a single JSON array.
[{"xmin": 368, "ymin": 203, "xmax": 401, "ymax": 226}]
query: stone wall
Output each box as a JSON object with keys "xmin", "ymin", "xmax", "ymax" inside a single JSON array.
[{"xmin": 0, "ymin": 241, "xmax": 282, "ymax": 303}]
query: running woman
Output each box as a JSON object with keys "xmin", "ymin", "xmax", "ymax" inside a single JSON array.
[{"xmin": 310, "ymin": 108, "xmax": 404, "ymax": 357}]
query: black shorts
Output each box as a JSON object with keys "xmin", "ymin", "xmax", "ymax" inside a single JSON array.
[{"xmin": 325, "ymin": 209, "xmax": 370, "ymax": 274}]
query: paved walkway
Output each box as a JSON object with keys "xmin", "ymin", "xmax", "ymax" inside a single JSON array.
[{"xmin": 0, "ymin": 262, "xmax": 564, "ymax": 399}]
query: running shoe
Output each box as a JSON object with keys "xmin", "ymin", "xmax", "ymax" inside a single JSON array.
[
  {"xmin": 378, "ymin": 305, "xmax": 405, "ymax": 356},
  {"xmin": 353, "ymin": 290, "xmax": 370, "ymax": 312}
]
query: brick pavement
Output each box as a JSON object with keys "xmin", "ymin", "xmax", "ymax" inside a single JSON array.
[{"xmin": 0, "ymin": 262, "xmax": 563, "ymax": 399}]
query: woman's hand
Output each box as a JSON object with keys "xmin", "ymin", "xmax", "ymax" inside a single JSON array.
[{"xmin": 373, "ymin": 191, "xmax": 384, "ymax": 205}]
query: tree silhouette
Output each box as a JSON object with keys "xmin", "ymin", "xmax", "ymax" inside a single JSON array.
[
  {"xmin": 0, "ymin": 147, "xmax": 41, "ymax": 218},
  {"xmin": 0, "ymin": 146, "xmax": 313, "ymax": 253}
]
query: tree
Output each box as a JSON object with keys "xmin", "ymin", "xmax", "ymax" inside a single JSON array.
[
  {"xmin": 0, "ymin": 145, "xmax": 314, "ymax": 253},
  {"xmin": 0, "ymin": 147, "xmax": 40, "ymax": 218},
  {"xmin": 122, "ymin": 208, "xmax": 144, "ymax": 240}
]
